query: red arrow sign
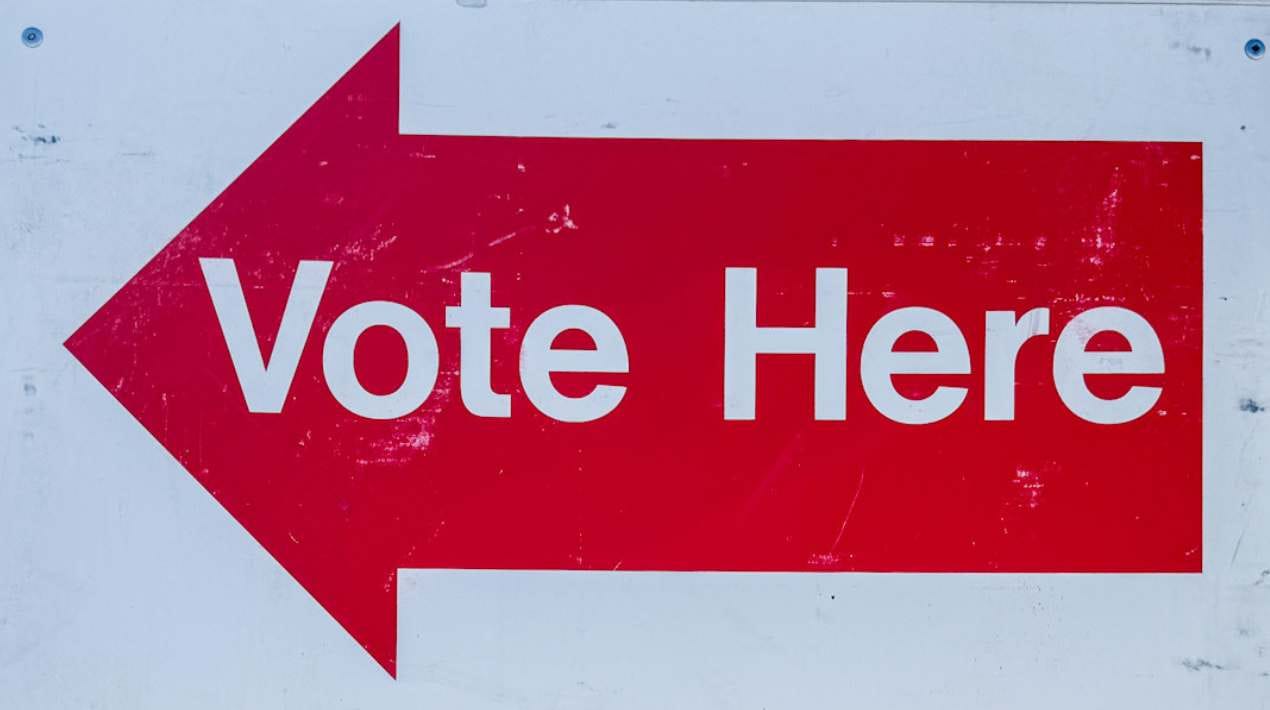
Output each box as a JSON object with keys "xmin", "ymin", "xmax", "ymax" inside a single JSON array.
[{"xmin": 66, "ymin": 26, "xmax": 1201, "ymax": 676}]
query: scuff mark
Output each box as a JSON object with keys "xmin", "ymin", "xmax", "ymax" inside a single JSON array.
[
  {"xmin": 1013, "ymin": 466, "xmax": 1046, "ymax": 510},
  {"xmin": 1168, "ymin": 41, "xmax": 1212, "ymax": 59},
  {"xmin": 807, "ymin": 552, "xmax": 840, "ymax": 567},
  {"xmin": 1239, "ymin": 398, "xmax": 1266, "ymax": 413},
  {"xmin": 831, "ymin": 468, "xmax": 866, "ymax": 550},
  {"xmin": 13, "ymin": 125, "xmax": 61, "ymax": 145},
  {"xmin": 335, "ymin": 230, "xmax": 399, "ymax": 264},
  {"xmin": 419, "ymin": 226, "xmax": 536, "ymax": 275},
  {"xmin": 1233, "ymin": 526, "xmax": 1250, "ymax": 566},
  {"xmin": 420, "ymin": 251, "xmax": 476, "ymax": 274},
  {"xmin": 1180, "ymin": 658, "xmax": 1227, "ymax": 672},
  {"xmin": 547, "ymin": 204, "xmax": 578, "ymax": 234},
  {"xmin": 10, "ymin": 125, "xmax": 63, "ymax": 160},
  {"xmin": 487, "ymin": 225, "xmax": 533, "ymax": 249}
]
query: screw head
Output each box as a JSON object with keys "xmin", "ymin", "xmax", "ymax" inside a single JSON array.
[
  {"xmin": 21, "ymin": 26, "xmax": 42, "ymax": 48},
  {"xmin": 1247, "ymin": 38, "xmax": 1266, "ymax": 60}
]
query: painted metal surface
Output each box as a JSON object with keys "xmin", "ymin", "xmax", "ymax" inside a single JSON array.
[{"xmin": 2, "ymin": 1, "xmax": 1269, "ymax": 707}]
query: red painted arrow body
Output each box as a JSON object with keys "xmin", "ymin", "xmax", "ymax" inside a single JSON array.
[{"xmin": 66, "ymin": 27, "xmax": 1202, "ymax": 676}]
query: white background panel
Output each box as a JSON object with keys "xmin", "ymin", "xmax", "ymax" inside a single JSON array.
[{"xmin": 3, "ymin": 1, "xmax": 1269, "ymax": 707}]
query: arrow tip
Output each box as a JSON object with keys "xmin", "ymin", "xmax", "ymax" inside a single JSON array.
[{"xmin": 63, "ymin": 22, "xmax": 407, "ymax": 680}]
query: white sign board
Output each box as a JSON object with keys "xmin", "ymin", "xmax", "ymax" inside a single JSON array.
[{"xmin": 2, "ymin": 1, "xmax": 1268, "ymax": 707}]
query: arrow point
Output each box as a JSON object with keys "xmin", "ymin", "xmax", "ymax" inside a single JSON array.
[{"xmin": 64, "ymin": 23, "xmax": 408, "ymax": 680}]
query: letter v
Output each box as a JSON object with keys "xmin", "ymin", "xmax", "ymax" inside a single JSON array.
[{"xmin": 199, "ymin": 258, "xmax": 332, "ymax": 413}]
